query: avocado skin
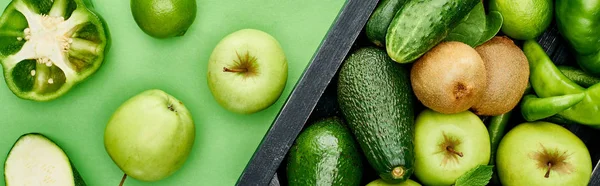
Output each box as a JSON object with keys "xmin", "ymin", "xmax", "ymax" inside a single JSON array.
[
  {"xmin": 337, "ymin": 47, "xmax": 415, "ymax": 183},
  {"xmin": 286, "ymin": 117, "xmax": 363, "ymax": 186}
]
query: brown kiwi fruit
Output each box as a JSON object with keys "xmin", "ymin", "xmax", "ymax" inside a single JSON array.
[
  {"xmin": 470, "ymin": 36, "xmax": 530, "ymax": 116},
  {"xmin": 410, "ymin": 41, "xmax": 487, "ymax": 114}
]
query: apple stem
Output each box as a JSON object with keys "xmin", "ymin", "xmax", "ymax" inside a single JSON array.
[
  {"xmin": 223, "ymin": 67, "xmax": 248, "ymax": 73},
  {"xmin": 545, "ymin": 162, "xmax": 552, "ymax": 178},
  {"xmin": 119, "ymin": 174, "xmax": 127, "ymax": 186},
  {"xmin": 446, "ymin": 146, "xmax": 463, "ymax": 157}
]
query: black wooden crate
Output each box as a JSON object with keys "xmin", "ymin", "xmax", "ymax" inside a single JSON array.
[{"xmin": 237, "ymin": 0, "xmax": 600, "ymax": 185}]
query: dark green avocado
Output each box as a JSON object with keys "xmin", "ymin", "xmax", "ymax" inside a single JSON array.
[{"xmin": 286, "ymin": 117, "xmax": 363, "ymax": 186}]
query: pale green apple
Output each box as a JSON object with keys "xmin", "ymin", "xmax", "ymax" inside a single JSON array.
[
  {"xmin": 496, "ymin": 121, "xmax": 592, "ymax": 186},
  {"xmin": 413, "ymin": 109, "xmax": 491, "ymax": 186},
  {"xmin": 104, "ymin": 89, "xmax": 195, "ymax": 182},
  {"xmin": 207, "ymin": 28, "xmax": 288, "ymax": 114}
]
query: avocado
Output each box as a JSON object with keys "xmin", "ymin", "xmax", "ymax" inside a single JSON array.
[
  {"xmin": 337, "ymin": 47, "xmax": 415, "ymax": 183},
  {"xmin": 286, "ymin": 117, "xmax": 363, "ymax": 186}
]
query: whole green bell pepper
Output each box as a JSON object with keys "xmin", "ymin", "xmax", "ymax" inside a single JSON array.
[
  {"xmin": 0, "ymin": 0, "xmax": 109, "ymax": 101},
  {"xmin": 523, "ymin": 40, "xmax": 600, "ymax": 127},
  {"xmin": 556, "ymin": 0, "xmax": 600, "ymax": 76}
]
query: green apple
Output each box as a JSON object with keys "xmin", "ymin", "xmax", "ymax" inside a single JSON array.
[
  {"xmin": 413, "ymin": 109, "xmax": 491, "ymax": 186},
  {"xmin": 207, "ymin": 28, "xmax": 288, "ymax": 114},
  {"xmin": 496, "ymin": 121, "xmax": 592, "ymax": 186},
  {"xmin": 104, "ymin": 89, "xmax": 195, "ymax": 182}
]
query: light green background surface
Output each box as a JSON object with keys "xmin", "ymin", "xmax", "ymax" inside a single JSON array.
[{"xmin": 0, "ymin": 0, "xmax": 346, "ymax": 185}]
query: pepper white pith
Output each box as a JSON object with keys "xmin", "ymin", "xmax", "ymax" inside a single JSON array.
[{"xmin": 4, "ymin": 1, "xmax": 100, "ymax": 83}]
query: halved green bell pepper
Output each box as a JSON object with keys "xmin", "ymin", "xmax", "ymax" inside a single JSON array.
[
  {"xmin": 556, "ymin": 0, "xmax": 600, "ymax": 76},
  {"xmin": 0, "ymin": 0, "xmax": 109, "ymax": 101}
]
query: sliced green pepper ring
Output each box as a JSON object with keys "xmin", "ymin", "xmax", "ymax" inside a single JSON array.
[{"xmin": 0, "ymin": 0, "xmax": 109, "ymax": 101}]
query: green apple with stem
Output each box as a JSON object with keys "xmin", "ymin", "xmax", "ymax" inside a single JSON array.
[
  {"xmin": 413, "ymin": 109, "xmax": 490, "ymax": 186},
  {"xmin": 496, "ymin": 121, "xmax": 592, "ymax": 186},
  {"xmin": 104, "ymin": 89, "xmax": 195, "ymax": 183},
  {"xmin": 207, "ymin": 28, "xmax": 288, "ymax": 114}
]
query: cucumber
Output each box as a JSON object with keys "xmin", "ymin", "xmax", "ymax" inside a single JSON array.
[
  {"xmin": 337, "ymin": 47, "xmax": 415, "ymax": 183},
  {"xmin": 366, "ymin": 178, "xmax": 422, "ymax": 186},
  {"xmin": 4, "ymin": 133, "xmax": 86, "ymax": 186},
  {"xmin": 385, "ymin": 0, "xmax": 480, "ymax": 63},
  {"xmin": 557, "ymin": 65, "xmax": 600, "ymax": 88},
  {"xmin": 365, "ymin": 0, "xmax": 406, "ymax": 47}
]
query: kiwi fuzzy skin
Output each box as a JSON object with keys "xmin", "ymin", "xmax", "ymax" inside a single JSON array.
[
  {"xmin": 410, "ymin": 41, "xmax": 487, "ymax": 114},
  {"xmin": 471, "ymin": 36, "xmax": 530, "ymax": 116}
]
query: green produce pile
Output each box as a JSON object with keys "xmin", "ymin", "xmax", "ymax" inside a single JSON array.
[
  {"xmin": 0, "ymin": 0, "xmax": 292, "ymax": 185},
  {"xmin": 286, "ymin": 0, "xmax": 600, "ymax": 185},
  {"xmin": 0, "ymin": 0, "xmax": 599, "ymax": 185}
]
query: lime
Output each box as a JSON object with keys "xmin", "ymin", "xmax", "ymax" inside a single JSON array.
[
  {"xmin": 131, "ymin": 0, "xmax": 197, "ymax": 38},
  {"xmin": 489, "ymin": 0, "xmax": 553, "ymax": 40}
]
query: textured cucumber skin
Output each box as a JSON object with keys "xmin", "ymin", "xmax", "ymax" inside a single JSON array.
[
  {"xmin": 557, "ymin": 65, "xmax": 600, "ymax": 88},
  {"xmin": 386, "ymin": 0, "xmax": 480, "ymax": 63},
  {"xmin": 4, "ymin": 133, "xmax": 86, "ymax": 186},
  {"xmin": 337, "ymin": 47, "xmax": 415, "ymax": 183},
  {"xmin": 365, "ymin": 0, "xmax": 406, "ymax": 47},
  {"xmin": 286, "ymin": 117, "xmax": 363, "ymax": 186}
]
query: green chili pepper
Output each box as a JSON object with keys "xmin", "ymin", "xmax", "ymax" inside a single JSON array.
[
  {"xmin": 487, "ymin": 111, "xmax": 511, "ymax": 165},
  {"xmin": 487, "ymin": 111, "xmax": 511, "ymax": 185},
  {"xmin": 520, "ymin": 93, "xmax": 586, "ymax": 122},
  {"xmin": 544, "ymin": 114, "xmax": 579, "ymax": 126},
  {"xmin": 0, "ymin": 0, "xmax": 110, "ymax": 101},
  {"xmin": 523, "ymin": 40, "xmax": 600, "ymax": 127},
  {"xmin": 556, "ymin": 0, "xmax": 600, "ymax": 76},
  {"xmin": 523, "ymin": 40, "xmax": 583, "ymax": 96},
  {"xmin": 523, "ymin": 82, "xmax": 533, "ymax": 95}
]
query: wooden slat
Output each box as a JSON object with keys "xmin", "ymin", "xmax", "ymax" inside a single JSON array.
[{"xmin": 235, "ymin": 1, "xmax": 379, "ymax": 185}]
